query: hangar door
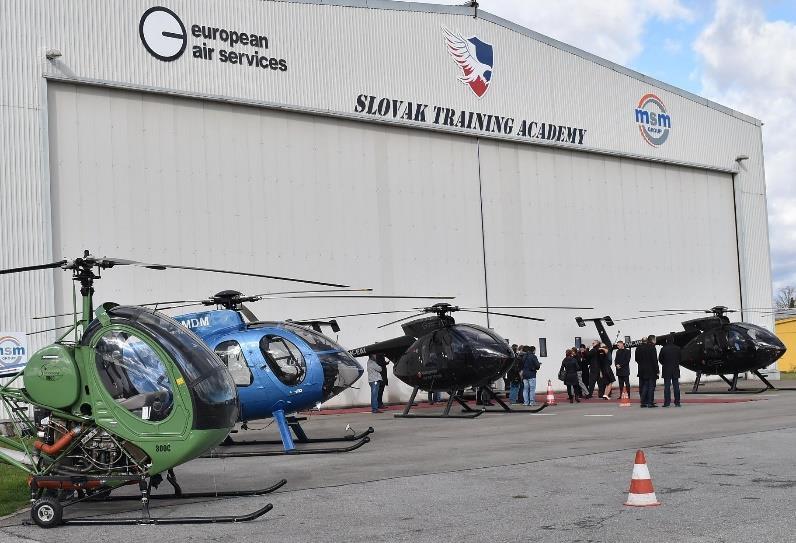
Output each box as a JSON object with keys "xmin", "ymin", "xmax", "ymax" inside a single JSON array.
[{"xmin": 476, "ymin": 138, "xmax": 741, "ymax": 368}]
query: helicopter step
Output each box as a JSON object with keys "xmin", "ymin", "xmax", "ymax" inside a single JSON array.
[
  {"xmin": 27, "ymin": 475, "xmax": 277, "ymax": 528},
  {"xmin": 394, "ymin": 387, "xmax": 485, "ymax": 419},
  {"xmin": 475, "ymin": 387, "xmax": 548, "ymax": 414},
  {"xmin": 687, "ymin": 371, "xmax": 768, "ymax": 394}
]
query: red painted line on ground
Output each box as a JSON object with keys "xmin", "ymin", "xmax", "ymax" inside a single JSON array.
[{"xmin": 302, "ymin": 390, "xmax": 760, "ymax": 416}]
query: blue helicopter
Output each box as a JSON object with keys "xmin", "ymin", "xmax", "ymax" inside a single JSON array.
[{"xmin": 164, "ymin": 289, "xmax": 451, "ymax": 455}]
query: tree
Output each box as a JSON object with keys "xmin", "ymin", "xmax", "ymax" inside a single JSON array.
[{"xmin": 775, "ymin": 286, "xmax": 796, "ymax": 309}]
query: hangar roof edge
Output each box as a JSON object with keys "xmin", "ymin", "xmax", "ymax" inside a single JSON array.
[{"xmin": 272, "ymin": 0, "xmax": 762, "ymax": 127}]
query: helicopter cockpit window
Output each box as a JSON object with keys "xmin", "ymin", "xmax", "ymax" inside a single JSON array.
[
  {"xmin": 737, "ymin": 324, "xmax": 783, "ymax": 348},
  {"xmin": 259, "ymin": 335, "xmax": 307, "ymax": 386},
  {"xmin": 95, "ymin": 331, "xmax": 174, "ymax": 422},
  {"xmin": 727, "ymin": 329, "xmax": 747, "ymax": 352},
  {"xmin": 214, "ymin": 340, "xmax": 253, "ymax": 386}
]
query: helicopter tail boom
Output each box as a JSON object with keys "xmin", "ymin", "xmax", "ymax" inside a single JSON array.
[{"xmin": 348, "ymin": 335, "xmax": 415, "ymax": 362}]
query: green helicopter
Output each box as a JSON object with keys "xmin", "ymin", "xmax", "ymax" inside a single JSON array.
[{"xmin": 0, "ymin": 251, "xmax": 347, "ymax": 527}]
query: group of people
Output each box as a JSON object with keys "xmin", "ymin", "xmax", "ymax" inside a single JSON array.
[
  {"xmin": 366, "ymin": 334, "xmax": 684, "ymax": 413},
  {"xmin": 558, "ymin": 335, "xmax": 682, "ymax": 407},
  {"xmin": 506, "ymin": 345, "xmax": 541, "ymax": 406}
]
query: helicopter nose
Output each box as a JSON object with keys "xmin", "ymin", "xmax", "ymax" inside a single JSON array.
[{"xmin": 318, "ymin": 351, "xmax": 364, "ymax": 402}]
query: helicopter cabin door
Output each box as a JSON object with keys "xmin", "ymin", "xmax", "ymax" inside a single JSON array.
[
  {"xmin": 249, "ymin": 331, "xmax": 316, "ymax": 415},
  {"xmin": 91, "ymin": 330, "xmax": 188, "ymax": 438}
]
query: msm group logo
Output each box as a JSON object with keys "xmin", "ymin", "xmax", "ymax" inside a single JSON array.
[
  {"xmin": 635, "ymin": 93, "xmax": 672, "ymax": 146},
  {"xmin": 443, "ymin": 27, "xmax": 494, "ymax": 98},
  {"xmin": 0, "ymin": 335, "xmax": 26, "ymax": 369}
]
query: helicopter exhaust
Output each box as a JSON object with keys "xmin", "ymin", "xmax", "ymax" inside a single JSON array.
[{"xmin": 33, "ymin": 425, "xmax": 81, "ymax": 456}]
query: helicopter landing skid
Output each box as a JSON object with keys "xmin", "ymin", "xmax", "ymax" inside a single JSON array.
[
  {"xmin": 686, "ymin": 371, "xmax": 769, "ymax": 394},
  {"xmin": 393, "ymin": 387, "xmax": 485, "ymax": 419},
  {"xmin": 27, "ymin": 475, "xmax": 276, "ymax": 528},
  {"xmin": 203, "ymin": 436, "xmax": 371, "ymax": 457},
  {"xmin": 97, "ymin": 471, "xmax": 287, "ymax": 501},
  {"xmin": 750, "ymin": 370, "xmax": 796, "ymax": 391},
  {"xmin": 225, "ymin": 416, "xmax": 375, "ymax": 446},
  {"xmin": 477, "ymin": 388, "xmax": 548, "ymax": 414}
]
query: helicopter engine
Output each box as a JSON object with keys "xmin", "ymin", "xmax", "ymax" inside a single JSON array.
[{"xmin": 34, "ymin": 415, "xmax": 147, "ymax": 477}]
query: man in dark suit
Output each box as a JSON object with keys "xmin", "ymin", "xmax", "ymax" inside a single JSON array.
[
  {"xmin": 635, "ymin": 335, "xmax": 659, "ymax": 408},
  {"xmin": 658, "ymin": 334, "xmax": 682, "ymax": 407},
  {"xmin": 376, "ymin": 354, "xmax": 390, "ymax": 409}
]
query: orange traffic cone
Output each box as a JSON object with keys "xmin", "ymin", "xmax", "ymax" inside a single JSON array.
[
  {"xmin": 545, "ymin": 380, "xmax": 556, "ymax": 406},
  {"xmin": 624, "ymin": 450, "xmax": 661, "ymax": 507},
  {"xmin": 619, "ymin": 391, "xmax": 631, "ymax": 407}
]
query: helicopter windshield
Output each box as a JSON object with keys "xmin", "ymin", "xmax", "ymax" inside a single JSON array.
[
  {"xmin": 281, "ymin": 323, "xmax": 345, "ymax": 352},
  {"xmin": 735, "ymin": 324, "xmax": 784, "ymax": 349},
  {"xmin": 84, "ymin": 306, "xmax": 239, "ymax": 430},
  {"xmin": 318, "ymin": 351, "xmax": 363, "ymax": 401}
]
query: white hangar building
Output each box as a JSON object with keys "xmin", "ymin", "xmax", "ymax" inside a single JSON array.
[{"xmin": 0, "ymin": 0, "xmax": 776, "ymax": 407}]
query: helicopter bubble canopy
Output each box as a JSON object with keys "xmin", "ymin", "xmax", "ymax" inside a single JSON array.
[{"xmin": 82, "ymin": 305, "xmax": 239, "ymax": 430}]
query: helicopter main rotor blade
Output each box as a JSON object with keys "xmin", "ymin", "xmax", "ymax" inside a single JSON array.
[
  {"xmin": 0, "ymin": 260, "xmax": 68, "ymax": 275},
  {"xmin": 263, "ymin": 295, "xmax": 455, "ymax": 300},
  {"xmin": 638, "ymin": 308, "xmax": 736, "ymax": 313},
  {"xmin": 100, "ymin": 257, "xmax": 349, "ymax": 288},
  {"xmin": 614, "ymin": 312, "xmax": 699, "ymax": 322},
  {"xmin": 313, "ymin": 309, "xmax": 425, "ymax": 320},
  {"xmin": 470, "ymin": 305, "xmax": 594, "ymax": 310},
  {"xmin": 250, "ymin": 288, "xmax": 373, "ymax": 297},
  {"xmin": 33, "ymin": 299, "xmax": 207, "ymax": 319},
  {"xmin": 459, "ymin": 309, "xmax": 545, "ymax": 322},
  {"xmin": 378, "ymin": 312, "xmax": 429, "ymax": 329}
]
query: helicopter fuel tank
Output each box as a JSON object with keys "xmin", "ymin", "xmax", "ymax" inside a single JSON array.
[{"xmin": 23, "ymin": 344, "xmax": 80, "ymax": 409}]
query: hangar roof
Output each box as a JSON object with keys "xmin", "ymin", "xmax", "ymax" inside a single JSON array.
[{"xmin": 275, "ymin": 0, "xmax": 760, "ymax": 126}]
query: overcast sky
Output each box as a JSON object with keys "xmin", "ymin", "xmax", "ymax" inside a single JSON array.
[{"xmin": 407, "ymin": 0, "xmax": 796, "ymax": 295}]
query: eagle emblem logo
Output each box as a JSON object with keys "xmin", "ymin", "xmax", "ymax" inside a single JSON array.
[{"xmin": 443, "ymin": 27, "xmax": 494, "ymax": 98}]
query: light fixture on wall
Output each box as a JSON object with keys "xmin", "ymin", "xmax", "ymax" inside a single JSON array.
[
  {"xmin": 45, "ymin": 49, "xmax": 62, "ymax": 60},
  {"xmin": 735, "ymin": 155, "xmax": 749, "ymax": 162}
]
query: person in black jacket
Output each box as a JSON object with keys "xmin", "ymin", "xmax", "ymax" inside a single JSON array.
[
  {"xmin": 560, "ymin": 349, "xmax": 581, "ymax": 403},
  {"xmin": 613, "ymin": 341, "xmax": 631, "ymax": 399},
  {"xmin": 659, "ymin": 334, "xmax": 682, "ymax": 407},
  {"xmin": 521, "ymin": 346, "xmax": 541, "ymax": 407},
  {"xmin": 376, "ymin": 354, "xmax": 390, "ymax": 409},
  {"xmin": 577, "ymin": 345, "xmax": 590, "ymax": 396},
  {"xmin": 635, "ymin": 335, "xmax": 659, "ymax": 407},
  {"xmin": 586, "ymin": 341, "xmax": 601, "ymax": 399},
  {"xmin": 506, "ymin": 346, "xmax": 522, "ymax": 404},
  {"xmin": 598, "ymin": 343, "xmax": 615, "ymax": 399}
]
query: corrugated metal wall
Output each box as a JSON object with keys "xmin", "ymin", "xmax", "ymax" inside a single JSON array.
[{"xmin": 0, "ymin": 0, "xmax": 776, "ymax": 410}]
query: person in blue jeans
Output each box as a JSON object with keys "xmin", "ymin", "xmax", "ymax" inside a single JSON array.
[
  {"xmin": 521, "ymin": 345, "xmax": 541, "ymax": 406},
  {"xmin": 367, "ymin": 355, "xmax": 383, "ymax": 413}
]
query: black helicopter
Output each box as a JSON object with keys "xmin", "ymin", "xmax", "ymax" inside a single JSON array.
[
  {"xmin": 576, "ymin": 306, "xmax": 787, "ymax": 393},
  {"xmin": 344, "ymin": 303, "xmax": 590, "ymax": 418}
]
